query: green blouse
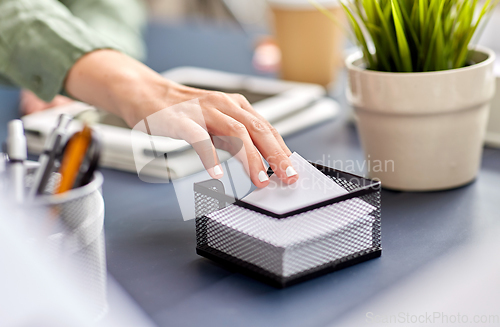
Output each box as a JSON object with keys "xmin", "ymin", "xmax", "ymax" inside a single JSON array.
[{"xmin": 0, "ymin": 0, "xmax": 146, "ymax": 102}]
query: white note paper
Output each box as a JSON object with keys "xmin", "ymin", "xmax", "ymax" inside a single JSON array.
[{"xmin": 241, "ymin": 152, "xmax": 349, "ymax": 215}]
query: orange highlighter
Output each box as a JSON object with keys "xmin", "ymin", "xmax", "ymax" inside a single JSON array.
[{"xmin": 56, "ymin": 125, "xmax": 92, "ymax": 194}]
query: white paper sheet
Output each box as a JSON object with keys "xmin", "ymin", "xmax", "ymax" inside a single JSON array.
[
  {"xmin": 208, "ymin": 197, "xmax": 375, "ymax": 248},
  {"xmin": 206, "ymin": 201, "xmax": 376, "ymax": 276},
  {"xmin": 241, "ymin": 152, "xmax": 349, "ymax": 214}
]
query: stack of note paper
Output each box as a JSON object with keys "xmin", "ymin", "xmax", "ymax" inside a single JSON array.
[{"xmin": 205, "ymin": 153, "xmax": 376, "ymax": 277}]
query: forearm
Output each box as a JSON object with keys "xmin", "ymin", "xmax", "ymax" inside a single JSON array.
[
  {"xmin": 65, "ymin": 49, "xmax": 167, "ymax": 124},
  {"xmin": 65, "ymin": 49, "xmax": 299, "ymax": 186}
]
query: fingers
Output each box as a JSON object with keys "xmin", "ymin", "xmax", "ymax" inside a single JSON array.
[
  {"xmin": 20, "ymin": 90, "xmax": 74, "ymax": 115},
  {"xmin": 211, "ymin": 135, "xmax": 269, "ymax": 185},
  {"xmin": 205, "ymin": 110, "xmax": 271, "ymax": 188},
  {"xmin": 20, "ymin": 90, "xmax": 46, "ymax": 115},
  {"xmin": 176, "ymin": 120, "xmax": 223, "ymax": 179},
  {"xmin": 228, "ymin": 93, "xmax": 292, "ymax": 157},
  {"xmin": 50, "ymin": 95, "xmax": 74, "ymax": 107},
  {"xmin": 211, "ymin": 135, "xmax": 248, "ymax": 171},
  {"xmin": 210, "ymin": 93, "xmax": 298, "ymax": 185}
]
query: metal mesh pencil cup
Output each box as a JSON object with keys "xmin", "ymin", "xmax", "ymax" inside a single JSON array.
[
  {"xmin": 26, "ymin": 166, "xmax": 107, "ymax": 318},
  {"xmin": 194, "ymin": 162, "xmax": 381, "ymax": 288}
]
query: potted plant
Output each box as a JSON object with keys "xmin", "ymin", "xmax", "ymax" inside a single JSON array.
[{"xmin": 315, "ymin": 0, "xmax": 498, "ymax": 191}]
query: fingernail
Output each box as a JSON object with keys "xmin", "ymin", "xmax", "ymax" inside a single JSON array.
[
  {"xmin": 258, "ymin": 170, "xmax": 269, "ymax": 182},
  {"xmin": 286, "ymin": 166, "xmax": 297, "ymax": 177},
  {"xmin": 214, "ymin": 165, "xmax": 223, "ymax": 176}
]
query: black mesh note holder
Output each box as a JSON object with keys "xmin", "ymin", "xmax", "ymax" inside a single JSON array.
[{"xmin": 195, "ymin": 162, "xmax": 381, "ymax": 288}]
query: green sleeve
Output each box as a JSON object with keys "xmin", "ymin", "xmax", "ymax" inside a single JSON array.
[
  {"xmin": 0, "ymin": 0, "xmax": 138, "ymax": 102},
  {"xmin": 59, "ymin": 0, "xmax": 146, "ymax": 61}
]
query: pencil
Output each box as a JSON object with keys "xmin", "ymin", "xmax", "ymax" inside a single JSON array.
[{"xmin": 56, "ymin": 125, "xmax": 92, "ymax": 194}]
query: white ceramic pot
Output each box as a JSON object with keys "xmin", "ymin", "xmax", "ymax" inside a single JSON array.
[
  {"xmin": 346, "ymin": 47, "xmax": 496, "ymax": 191},
  {"xmin": 486, "ymin": 69, "xmax": 500, "ymax": 147}
]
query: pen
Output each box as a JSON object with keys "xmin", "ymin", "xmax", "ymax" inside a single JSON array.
[
  {"xmin": 75, "ymin": 133, "xmax": 101, "ymax": 188},
  {"xmin": 7, "ymin": 120, "xmax": 27, "ymax": 203},
  {"xmin": 56, "ymin": 125, "xmax": 92, "ymax": 194},
  {"xmin": 29, "ymin": 114, "xmax": 72, "ymax": 198}
]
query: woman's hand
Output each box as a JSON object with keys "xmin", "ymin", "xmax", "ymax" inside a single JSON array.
[
  {"xmin": 20, "ymin": 89, "xmax": 74, "ymax": 115},
  {"xmin": 65, "ymin": 50, "xmax": 298, "ymax": 187}
]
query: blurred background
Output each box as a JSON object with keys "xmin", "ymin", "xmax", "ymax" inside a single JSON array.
[
  {"xmin": 143, "ymin": 0, "xmax": 275, "ymax": 74},
  {"xmin": 145, "ymin": 0, "xmax": 269, "ymax": 28},
  {"xmin": 140, "ymin": 0, "xmax": 500, "ymax": 90}
]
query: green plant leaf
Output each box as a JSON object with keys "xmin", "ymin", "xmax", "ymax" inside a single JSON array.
[
  {"xmin": 391, "ymin": 0, "xmax": 413, "ymax": 72},
  {"xmin": 340, "ymin": 1, "xmax": 376, "ymax": 69},
  {"xmin": 373, "ymin": 0, "xmax": 403, "ymax": 70},
  {"xmin": 423, "ymin": 0, "xmax": 446, "ymax": 71},
  {"xmin": 454, "ymin": 0, "xmax": 493, "ymax": 68},
  {"xmin": 313, "ymin": 0, "xmax": 499, "ymax": 72}
]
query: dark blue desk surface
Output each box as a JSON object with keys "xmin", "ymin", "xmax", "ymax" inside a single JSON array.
[{"xmin": 1, "ymin": 22, "xmax": 500, "ymax": 327}]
